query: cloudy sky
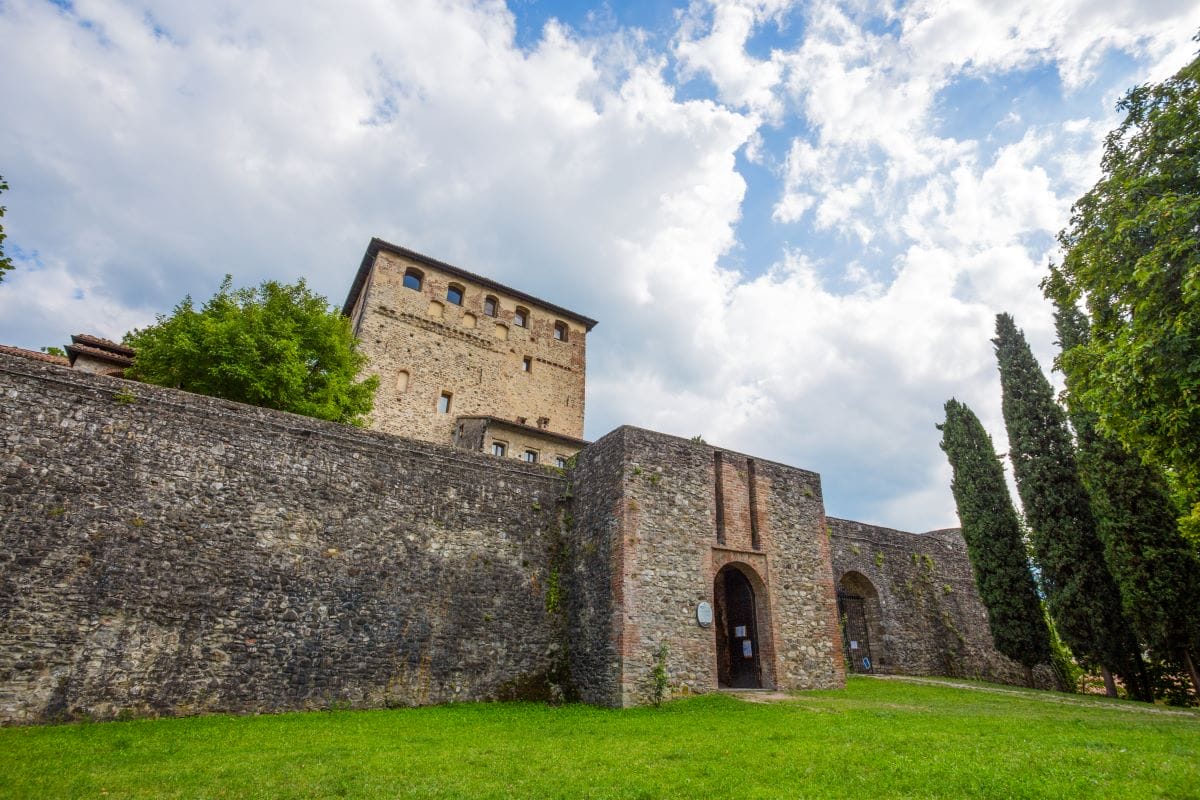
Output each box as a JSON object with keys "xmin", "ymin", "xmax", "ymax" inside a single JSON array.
[{"xmin": 1, "ymin": 0, "xmax": 1196, "ymax": 530}]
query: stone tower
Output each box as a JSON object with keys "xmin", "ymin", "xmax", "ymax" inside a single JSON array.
[{"xmin": 343, "ymin": 238, "xmax": 597, "ymax": 466}]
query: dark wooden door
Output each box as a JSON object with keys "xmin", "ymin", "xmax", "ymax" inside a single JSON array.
[{"xmin": 717, "ymin": 567, "xmax": 761, "ymax": 688}]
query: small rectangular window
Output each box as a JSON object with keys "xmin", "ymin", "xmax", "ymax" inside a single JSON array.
[
  {"xmin": 553, "ymin": 321, "xmax": 568, "ymax": 341},
  {"xmin": 514, "ymin": 307, "xmax": 528, "ymax": 327},
  {"xmin": 484, "ymin": 296, "xmax": 498, "ymax": 317},
  {"xmin": 522, "ymin": 356, "xmax": 532, "ymax": 372},
  {"xmin": 438, "ymin": 392, "xmax": 452, "ymax": 413},
  {"xmin": 523, "ymin": 450, "xmax": 538, "ymax": 463},
  {"xmin": 492, "ymin": 442, "xmax": 507, "ymax": 457},
  {"xmin": 555, "ymin": 456, "xmax": 568, "ymax": 469}
]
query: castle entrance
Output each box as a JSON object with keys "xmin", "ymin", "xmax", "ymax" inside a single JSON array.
[
  {"xmin": 837, "ymin": 571, "xmax": 883, "ymax": 673},
  {"xmin": 714, "ymin": 564, "xmax": 761, "ymax": 688}
]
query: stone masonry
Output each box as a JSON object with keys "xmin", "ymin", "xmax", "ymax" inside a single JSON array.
[
  {"xmin": 568, "ymin": 427, "xmax": 844, "ymax": 706},
  {"xmin": 344, "ymin": 239, "xmax": 596, "ymax": 456},
  {"xmin": 828, "ymin": 518, "xmax": 1057, "ymax": 688},
  {"xmin": 0, "ymin": 354, "xmax": 571, "ymax": 723}
]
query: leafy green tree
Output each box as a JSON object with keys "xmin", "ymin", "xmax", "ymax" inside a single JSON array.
[
  {"xmin": 939, "ymin": 398, "xmax": 1052, "ymax": 686},
  {"xmin": 0, "ymin": 175, "xmax": 14, "ymax": 283},
  {"xmin": 993, "ymin": 313, "xmax": 1148, "ymax": 699},
  {"xmin": 1046, "ymin": 48, "xmax": 1200, "ymax": 538},
  {"xmin": 1052, "ymin": 296, "xmax": 1200, "ymax": 698},
  {"xmin": 125, "ymin": 276, "xmax": 378, "ymax": 426}
]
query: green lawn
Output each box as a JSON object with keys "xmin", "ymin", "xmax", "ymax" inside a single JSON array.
[{"xmin": 1, "ymin": 677, "xmax": 1197, "ymax": 799}]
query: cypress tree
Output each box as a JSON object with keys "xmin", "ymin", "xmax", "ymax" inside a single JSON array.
[
  {"xmin": 939, "ymin": 398, "xmax": 1052, "ymax": 686},
  {"xmin": 993, "ymin": 313, "xmax": 1147, "ymax": 698},
  {"xmin": 1051, "ymin": 295, "xmax": 1200, "ymax": 698}
]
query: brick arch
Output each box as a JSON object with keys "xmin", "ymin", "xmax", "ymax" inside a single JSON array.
[
  {"xmin": 713, "ymin": 560, "xmax": 777, "ymax": 690},
  {"xmin": 837, "ymin": 570, "xmax": 887, "ymax": 673}
]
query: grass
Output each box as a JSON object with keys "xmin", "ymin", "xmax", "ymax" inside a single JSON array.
[{"xmin": 1, "ymin": 677, "xmax": 1197, "ymax": 799}]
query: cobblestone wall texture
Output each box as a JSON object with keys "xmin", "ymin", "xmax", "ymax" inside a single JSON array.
[
  {"xmin": 828, "ymin": 518, "xmax": 1056, "ymax": 689},
  {"xmin": 0, "ymin": 354, "xmax": 570, "ymax": 724},
  {"xmin": 570, "ymin": 427, "xmax": 844, "ymax": 707}
]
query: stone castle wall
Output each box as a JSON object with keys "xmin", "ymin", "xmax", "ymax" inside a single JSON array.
[
  {"xmin": 569, "ymin": 427, "xmax": 844, "ymax": 706},
  {"xmin": 352, "ymin": 247, "xmax": 588, "ymax": 445},
  {"xmin": 0, "ymin": 354, "xmax": 571, "ymax": 724},
  {"xmin": 827, "ymin": 518, "xmax": 1056, "ymax": 688}
]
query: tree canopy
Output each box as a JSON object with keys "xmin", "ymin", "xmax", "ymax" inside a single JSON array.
[
  {"xmin": 1052, "ymin": 294, "xmax": 1200, "ymax": 697},
  {"xmin": 125, "ymin": 277, "xmax": 378, "ymax": 426},
  {"xmin": 1045, "ymin": 47, "xmax": 1200, "ymax": 535},
  {"xmin": 993, "ymin": 313, "xmax": 1148, "ymax": 698},
  {"xmin": 939, "ymin": 398, "xmax": 1051, "ymax": 683},
  {"xmin": 0, "ymin": 175, "xmax": 13, "ymax": 283}
]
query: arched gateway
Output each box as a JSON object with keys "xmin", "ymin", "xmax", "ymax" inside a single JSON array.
[{"xmin": 714, "ymin": 563, "xmax": 764, "ymax": 688}]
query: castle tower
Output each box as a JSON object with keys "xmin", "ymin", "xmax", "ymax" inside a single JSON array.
[{"xmin": 343, "ymin": 238, "xmax": 597, "ymax": 465}]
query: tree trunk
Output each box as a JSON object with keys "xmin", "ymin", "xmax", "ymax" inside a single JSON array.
[
  {"xmin": 1101, "ymin": 666, "xmax": 1118, "ymax": 697},
  {"xmin": 1132, "ymin": 651, "xmax": 1154, "ymax": 702},
  {"xmin": 1184, "ymin": 649, "xmax": 1200, "ymax": 701},
  {"xmin": 1023, "ymin": 664, "xmax": 1035, "ymax": 689}
]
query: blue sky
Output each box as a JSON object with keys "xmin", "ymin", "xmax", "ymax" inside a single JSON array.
[{"xmin": 1, "ymin": 0, "xmax": 1196, "ymax": 530}]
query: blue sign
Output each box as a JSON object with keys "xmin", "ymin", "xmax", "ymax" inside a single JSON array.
[{"xmin": 862, "ymin": 657, "xmax": 872, "ymax": 671}]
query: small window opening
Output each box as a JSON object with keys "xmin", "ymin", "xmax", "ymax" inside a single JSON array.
[
  {"xmin": 555, "ymin": 456, "xmax": 568, "ymax": 469},
  {"xmin": 484, "ymin": 296, "xmax": 498, "ymax": 317},
  {"xmin": 447, "ymin": 284, "xmax": 464, "ymax": 306},
  {"xmin": 492, "ymin": 441, "xmax": 507, "ymax": 457},
  {"xmin": 523, "ymin": 450, "xmax": 538, "ymax": 463},
  {"xmin": 553, "ymin": 321, "xmax": 568, "ymax": 342},
  {"xmin": 403, "ymin": 268, "xmax": 423, "ymax": 291},
  {"xmin": 396, "ymin": 370, "xmax": 410, "ymax": 392},
  {"xmin": 514, "ymin": 307, "xmax": 529, "ymax": 327},
  {"xmin": 522, "ymin": 356, "xmax": 532, "ymax": 372},
  {"xmin": 437, "ymin": 392, "xmax": 452, "ymax": 414}
]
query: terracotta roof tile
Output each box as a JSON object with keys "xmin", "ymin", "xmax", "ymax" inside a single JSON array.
[
  {"xmin": 0, "ymin": 344, "xmax": 70, "ymax": 366},
  {"xmin": 66, "ymin": 342, "xmax": 135, "ymax": 367},
  {"xmin": 71, "ymin": 333, "xmax": 136, "ymax": 356}
]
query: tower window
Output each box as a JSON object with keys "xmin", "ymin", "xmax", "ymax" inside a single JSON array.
[
  {"xmin": 403, "ymin": 268, "xmax": 423, "ymax": 291},
  {"xmin": 447, "ymin": 284, "xmax": 464, "ymax": 305},
  {"xmin": 514, "ymin": 307, "xmax": 529, "ymax": 327},
  {"xmin": 437, "ymin": 392, "xmax": 452, "ymax": 414},
  {"xmin": 492, "ymin": 441, "xmax": 507, "ymax": 457},
  {"xmin": 555, "ymin": 456, "xmax": 568, "ymax": 469},
  {"xmin": 522, "ymin": 356, "xmax": 532, "ymax": 372},
  {"xmin": 396, "ymin": 370, "xmax": 410, "ymax": 392},
  {"xmin": 483, "ymin": 296, "xmax": 498, "ymax": 317},
  {"xmin": 523, "ymin": 450, "xmax": 538, "ymax": 464},
  {"xmin": 553, "ymin": 321, "xmax": 568, "ymax": 341}
]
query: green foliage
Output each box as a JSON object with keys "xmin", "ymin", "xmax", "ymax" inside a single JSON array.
[
  {"xmin": 1045, "ymin": 49, "xmax": 1200, "ymax": 533},
  {"xmin": 0, "ymin": 175, "xmax": 12, "ymax": 283},
  {"xmin": 2, "ymin": 679, "xmax": 1198, "ymax": 798},
  {"xmin": 125, "ymin": 276, "xmax": 378, "ymax": 426},
  {"xmin": 40, "ymin": 346, "xmax": 66, "ymax": 358},
  {"xmin": 651, "ymin": 642, "xmax": 669, "ymax": 707},
  {"xmin": 939, "ymin": 398, "xmax": 1052, "ymax": 671},
  {"xmin": 993, "ymin": 313, "xmax": 1145, "ymax": 694},
  {"xmin": 1052, "ymin": 298, "xmax": 1200, "ymax": 698},
  {"xmin": 544, "ymin": 568, "xmax": 561, "ymax": 614},
  {"xmin": 689, "ymin": 434, "xmax": 706, "ymax": 444}
]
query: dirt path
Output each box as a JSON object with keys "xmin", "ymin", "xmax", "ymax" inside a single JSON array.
[{"xmin": 728, "ymin": 675, "xmax": 1200, "ymax": 717}]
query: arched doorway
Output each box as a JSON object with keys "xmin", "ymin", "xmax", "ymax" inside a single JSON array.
[
  {"xmin": 714, "ymin": 564, "xmax": 761, "ymax": 688},
  {"xmin": 837, "ymin": 571, "xmax": 884, "ymax": 674}
]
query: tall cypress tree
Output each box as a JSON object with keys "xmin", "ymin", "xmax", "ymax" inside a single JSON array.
[
  {"xmin": 939, "ymin": 398, "xmax": 1052, "ymax": 686},
  {"xmin": 1051, "ymin": 294, "xmax": 1200, "ymax": 698},
  {"xmin": 993, "ymin": 313, "xmax": 1147, "ymax": 699}
]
